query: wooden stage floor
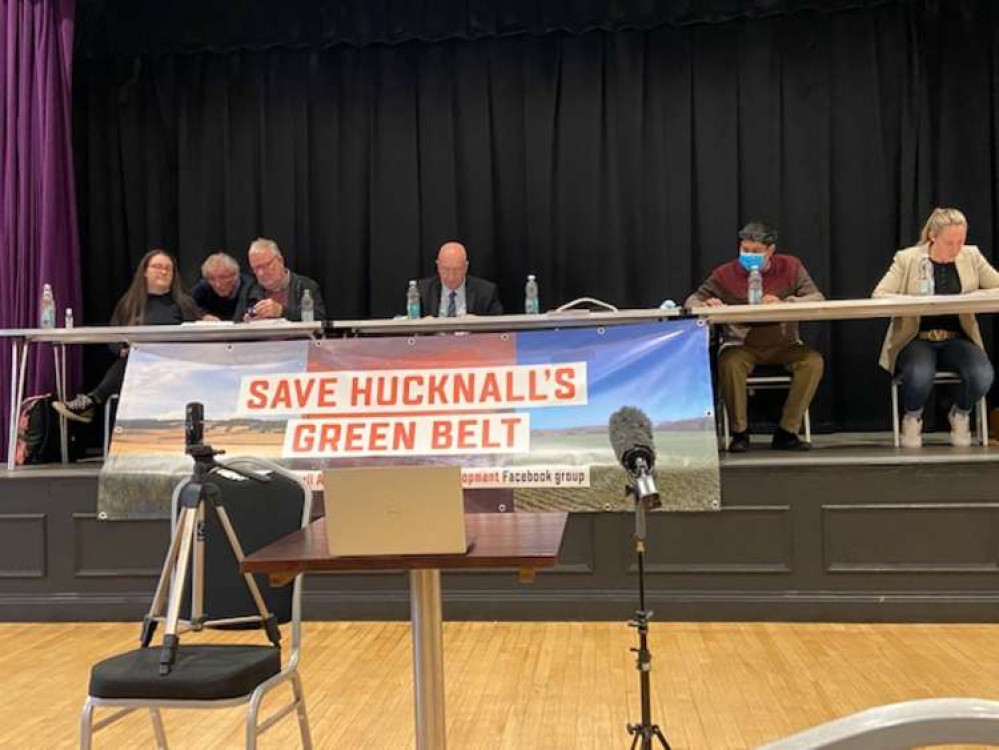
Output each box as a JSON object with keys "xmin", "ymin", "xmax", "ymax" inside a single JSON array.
[{"xmin": 5, "ymin": 620, "xmax": 999, "ymax": 749}]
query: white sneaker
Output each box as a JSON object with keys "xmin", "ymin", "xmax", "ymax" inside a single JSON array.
[
  {"xmin": 949, "ymin": 407, "xmax": 972, "ymax": 447},
  {"xmin": 900, "ymin": 414, "xmax": 922, "ymax": 448}
]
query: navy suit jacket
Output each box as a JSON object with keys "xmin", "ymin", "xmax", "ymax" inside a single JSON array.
[{"xmin": 416, "ymin": 275, "xmax": 503, "ymax": 317}]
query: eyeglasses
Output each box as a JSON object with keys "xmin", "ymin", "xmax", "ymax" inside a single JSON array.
[{"xmin": 251, "ymin": 255, "xmax": 281, "ymax": 274}]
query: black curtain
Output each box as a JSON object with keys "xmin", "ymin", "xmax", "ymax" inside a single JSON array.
[
  {"xmin": 74, "ymin": 0, "xmax": 905, "ymax": 57},
  {"xmin": 73, "ymin": 0, "xmax": 999, "ymax": 431}
]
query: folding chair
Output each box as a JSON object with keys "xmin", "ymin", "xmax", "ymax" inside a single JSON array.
[
  {"xmin": 891, "ymin": 371, "xmax": 989, "ymax": 447},
  {"xmin": 80, "ymin": 457, "xmax": 313, "ymax": 749},
  {"xmin": 758, "ymin": 697, "xmax": 999, "ymax": 749},
  {"xmin": 102, "ymin": 394, "xmax": 119, "ymax": 457},
  {"xmin": 720, "ymin": 369, "xmax": 812, "ymax": 447}
]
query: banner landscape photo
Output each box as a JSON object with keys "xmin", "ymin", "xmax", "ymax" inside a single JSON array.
[{"xmin": 99, "ymin": 320, "xmax": 720, "ymax": 518}]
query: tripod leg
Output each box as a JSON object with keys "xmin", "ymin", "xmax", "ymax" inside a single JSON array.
[
  {"xmin": 214, "ymin": 505, "xmax": 281, "ymax": 645},
  {"xmin": 159, "ymin": 507, "xmax": 198, "ymax": 675},
  {"xmin": 141, "ymin": 508, "xmax": 189, "ymax": 646},
  {"xmin": 653, "ymin": 726, "xmax": 671, "ymax": 749},
  {"xmin": 191, "ymin": 503, "xmax": 206, "ymax": 628}
]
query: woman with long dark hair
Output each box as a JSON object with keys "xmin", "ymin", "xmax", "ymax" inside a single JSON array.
[{"xmin": 53, "ymin": 249, "xmax": 202, "ymax": 422}]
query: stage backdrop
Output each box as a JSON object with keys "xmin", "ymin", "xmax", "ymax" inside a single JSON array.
[
  {"xmin": 74, "ymin": 0, "xmax": 999, "ymax": 434},
  {"xmin": 97, "ymin": 319, "xmax": 720, "ymax": 519}
]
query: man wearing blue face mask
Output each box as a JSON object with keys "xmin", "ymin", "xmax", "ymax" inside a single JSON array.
[{"xmin": 686, "ymin": 221, "xmax": 825, "ymax": 452}]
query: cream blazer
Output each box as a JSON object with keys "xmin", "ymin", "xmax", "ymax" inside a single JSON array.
[{"xmin": 873, "ymin": 244, "xmax": 999, "ymax": 371}]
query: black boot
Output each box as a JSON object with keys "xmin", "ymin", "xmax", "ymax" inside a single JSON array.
[{"xmin": 772, "ymin": 427, "xmax": 811, "ymax": 451}]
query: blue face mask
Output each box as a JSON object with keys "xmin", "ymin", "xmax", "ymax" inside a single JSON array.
[{"xmin": 739, "ymin": 251, "xmax": 767, "ymax": 272}]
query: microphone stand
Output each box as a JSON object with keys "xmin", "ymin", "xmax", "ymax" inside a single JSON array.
[{"xmin": 626, "ymin": 457, "xmax": 671, "ymax": 750}]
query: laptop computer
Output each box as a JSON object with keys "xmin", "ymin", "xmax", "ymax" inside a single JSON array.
[{"xmin": 323, "ymin": 465, "xmax": 469, "ymax": 557}]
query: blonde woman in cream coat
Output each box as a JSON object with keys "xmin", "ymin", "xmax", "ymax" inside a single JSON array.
[{"xmin": 873, "ymin": 208, "xmax": 999, "ymax": 448}]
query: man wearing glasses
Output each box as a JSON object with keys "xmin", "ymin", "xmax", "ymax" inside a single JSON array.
[
  {"xmin": 237, "ymin": 238, "xmax": 326, "ymax": 322},
  {"xmin": 416, "ymin": 241, "xmax": 503, "ymax": 318},
  {"xmin": 191, "ymin": 252, "xmax": 251, "ymax": 321}
]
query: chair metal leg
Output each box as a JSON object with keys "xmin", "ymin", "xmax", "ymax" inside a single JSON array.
[
  {"xmin": 803, "ymin": 409, "xmax": 812, "ymax": 442},
  {"xmin": 103, "ymin": 402, "xmax": 111, "ymax": 457},
  {"xmin": 149, "ymin": 708, "xmax": 168, "ymax": 749},
  {"xmin": 80, "ymin": 700, "xmax": 95, "ymax": 750},
  {"xmin": 103, "ymin": 394, "xmax": 119, "ymax": 457},
  {"xmin": 721, "ymin": 399, "xmax": 730, "ymax": 447},
  {"xmin": 247, "ymin": 691, "xmax": 263, "ymax": 750},
  {"xmin": 291, "ymin": 673, "xmax": 314, "ymax": 750},
  {"xmin": 54, "ymin": 343, "xmax": 69, "ymax": 463},
  {"xmin": 891, "ymin": 381, "xmax": 901, "ymax": 448},
  {"xmin": 8, "ymin": 338, "xmax": 28, "ymax": 471},
  {"xmin": 978, "ymin": 398, "xmax": 989, "ymax": 447}
]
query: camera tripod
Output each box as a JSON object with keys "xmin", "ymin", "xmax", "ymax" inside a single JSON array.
[
  {"xmin": 626, "ymin": 486, "xmax": 671, "ymax": 750},
  {"xmin": 140, "ymin": 406, "xmax": 278, "ymax": 676}
]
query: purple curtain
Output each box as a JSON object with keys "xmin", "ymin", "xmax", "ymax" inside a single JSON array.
[{"xmin": 0, "ymin": 0, "xmax": 81, "ymax": 459}]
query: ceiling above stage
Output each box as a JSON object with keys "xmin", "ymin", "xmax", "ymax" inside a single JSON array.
[{"xmin": 74, "ymin": 0, "xmax": 916, "ymax": 60}]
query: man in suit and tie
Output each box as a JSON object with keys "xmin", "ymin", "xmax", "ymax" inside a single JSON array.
[{"xmin": 417, "ymin": 241, "xmax": 503, "ymax": 317}]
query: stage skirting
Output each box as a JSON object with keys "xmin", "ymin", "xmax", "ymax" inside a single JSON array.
[{"xmin": 4, "ymin": 451, "xmax": 999, "ymax": 622}]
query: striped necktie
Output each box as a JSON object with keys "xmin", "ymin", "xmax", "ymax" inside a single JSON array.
[{"xmin": 447, "ymin": 290, "xmax": 457, "ymax": 317}]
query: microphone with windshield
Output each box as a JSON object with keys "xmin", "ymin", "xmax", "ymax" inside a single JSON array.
[
  {"xmin": 609, "ymin": 406, "xmax": 672, "ymax": 749},
  {"xmin": 608, "ymin": 406, "xmax": 661, "ymax": 509}
]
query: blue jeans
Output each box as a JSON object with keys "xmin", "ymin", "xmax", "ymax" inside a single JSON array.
[{"xmin": 895, "ymin": 338, "xmax": 994, "ymax": 414}]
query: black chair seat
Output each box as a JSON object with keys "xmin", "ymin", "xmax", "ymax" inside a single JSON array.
[{"xmin": 89, "ymin": 645, "xmax": 281, "ymax": 701}]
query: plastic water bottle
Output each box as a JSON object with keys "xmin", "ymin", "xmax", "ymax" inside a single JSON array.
[
  {"xmin": 747, "ymin": 268, "xmax": 763, "ymax": 305},
  {"xmin": 300, "ymin": 289, "xmax": 315, "ymax": 322},
  {"xmin": 40, "ymin": 284, "xmax": 56, "ymax": 329},
  {"xmin": 64, "ymin": 308, "xmax": 74, "ymax": 329},
  {"xmin": 918, "ymin": 256, "xmax": 935, "ymax": 296},
  {"xmin": 406, "ymin": 280, "xmax": 421, "ymax": 319},
  {"xmin": 525, "ymin": 275, "xmax": 540, "ymax": 315}
]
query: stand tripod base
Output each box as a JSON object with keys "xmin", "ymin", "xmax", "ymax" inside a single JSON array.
[
  {"xmin": 627, "ymin": 722, "xmax": 671, "ymax": 750},
  {"xmin": 626, "ymin": 500, "xmax": 671, "ymax": 750}
]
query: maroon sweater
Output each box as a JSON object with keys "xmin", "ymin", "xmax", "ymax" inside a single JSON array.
[{"xmin": 686, "ymin": 254, "xmax": 824, "ymax": 346}]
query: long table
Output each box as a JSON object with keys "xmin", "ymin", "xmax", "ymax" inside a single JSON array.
[
  {"xmin": 329, "ymin": 306, "xmax": 682, "ymax": 334},
  {"xmin": 7, "ymin": 295, "xmax": 999, "ymax": 469},
  {"xmin": 692, "ymin": 292, "xmax": 999, "ymax": 324}
]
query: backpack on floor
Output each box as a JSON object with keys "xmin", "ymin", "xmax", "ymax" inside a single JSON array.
[{"xmin": 15, "ymin": 393, "xmax": 61, "ymax": 465}]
